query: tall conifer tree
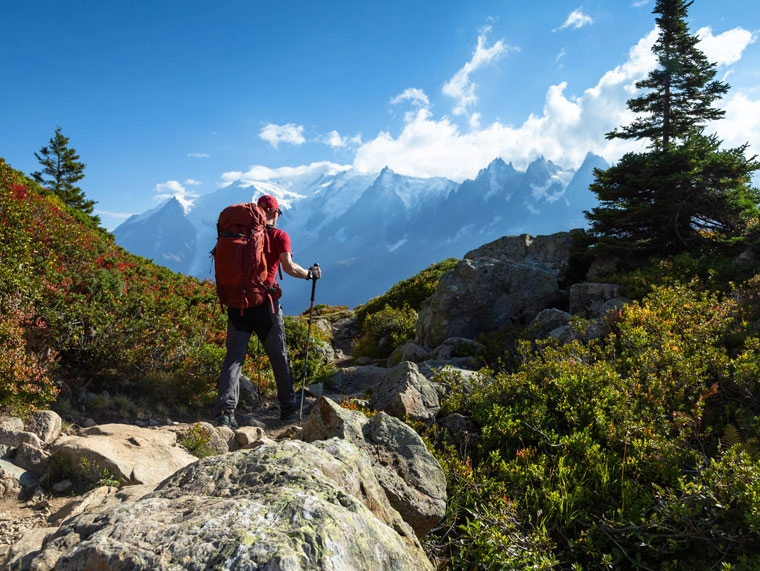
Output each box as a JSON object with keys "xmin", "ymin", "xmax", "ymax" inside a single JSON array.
[
  {"xmin": 586, "ymin": 0, "xmax": 759, "ymax": 254},
  {"xmin": 32, "ymin": 127, "xmax": 96, "ymax": 217}
]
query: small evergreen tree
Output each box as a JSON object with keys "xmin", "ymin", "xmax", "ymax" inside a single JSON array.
[
  {"xmin": 609, "ymin": 0, "xmax": 728, "ymax": 151},
  {"xmin": 586, "ymin": 0, "xmax": 759, "ymax": 255},
  {"xmin": 32, "ymin": 127, "xmax": 97, "ymax": 218}
]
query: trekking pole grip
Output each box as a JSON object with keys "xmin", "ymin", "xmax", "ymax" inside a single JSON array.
[{"xmin": 310, "ymin": 263, "xmax": 318, "ymax": 299}]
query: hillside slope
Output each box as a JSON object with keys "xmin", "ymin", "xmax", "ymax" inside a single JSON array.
[{"xmin": 0, "ymin": 158, "xmax": 224, "ymax": 416}]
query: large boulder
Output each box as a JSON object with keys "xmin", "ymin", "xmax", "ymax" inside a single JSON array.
[
  {"xmin": 416, "ymin": 258, "xmax": 561, "ymax": 348},
  {"xmin": 0, "ymin": 425, "xmax": 44, "ymax": 451},
  {"xmin": 18, "ymin": 440, "xmax": 434, "ymax": 570},
  {"xmin": 303, "ymin": 397, "xmax": 447, "ymax": 537},
  {"xmin": 323, "ymin": 364, "xmax": 388, "ymax": 396},
  {"xmin": 364, "ymin": 412, "xmax": 447, "ymax": 537},
  {"xmin": 51, "ymin": 424, "xmax": 197, "ymax": 487},
  {"xmin": 370, "ymin": 361, "xmax": 440, "ymax": 423},
  {"xmin": 464, "ymin": 230, "xmax": 586, "ymax": 283}
]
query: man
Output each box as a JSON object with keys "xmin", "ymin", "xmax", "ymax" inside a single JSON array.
[{"xmin": 215, "ymin": 194, "xmax": 321, "ymax": 427}]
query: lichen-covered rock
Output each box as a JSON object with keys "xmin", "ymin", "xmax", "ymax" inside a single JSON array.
[
  {"xmin": 22, "ymin": 440, "xmax": 434, "ymax": 570},
  {"xmin": 365, "ymin": 412, "xmax": 447, "ymax": 537},
  {"xmin": 303, "ymin": 397, "xmax": 447, "ymax": 537}
]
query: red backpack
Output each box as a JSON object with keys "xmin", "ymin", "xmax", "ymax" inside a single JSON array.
[{"xmin": 212, "ymin": 202, "xmax": 279, "ymax": 312}]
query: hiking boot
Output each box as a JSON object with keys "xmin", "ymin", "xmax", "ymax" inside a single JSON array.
[{"xmin": 216, "ymin": 411, "xmax": 239, "ymax": 429}]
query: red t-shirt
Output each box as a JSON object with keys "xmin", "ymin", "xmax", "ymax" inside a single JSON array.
[{"xmin": 265, "ymin": 227, "xmax": 291, "ymax": 286}]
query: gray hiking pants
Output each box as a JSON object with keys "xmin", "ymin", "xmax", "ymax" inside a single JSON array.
[{"xmin": 215, "ymin": 302, "xmax": 295, "ymax": 415}]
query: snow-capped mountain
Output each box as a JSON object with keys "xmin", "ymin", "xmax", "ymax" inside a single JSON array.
[
  {"xmin": 113, "ymin": 152, "xmax": 607, "ymax": 313},
  {"xmin": 114, "ymin": 197, "xmax": 196, "ymax": 274}
]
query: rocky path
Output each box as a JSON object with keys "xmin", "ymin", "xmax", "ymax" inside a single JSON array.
[
  {"xmin": 0, "ymin": 396, "xmax": 315, "ymax": 552},
  {"xmin": 0, "ymin": 495, "xmax": 70, "ymax": 550}
]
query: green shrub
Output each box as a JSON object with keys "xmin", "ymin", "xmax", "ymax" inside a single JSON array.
[
  {"xmin": 427, "ymin": 442, "xmax": 559, "ymax": 570},
  {"xmin": 179, "ymin": 423, "xmax": 217, "ymax": 458},
  {"xmin": 589, "ymin": 446, "xmax": 760, "ymax": 569},
  {"xmin": 352, "ymin": 304, "xmax": 417, "ymax": 359},
  {"xmin": 609, "ymin": 247, "xmax": 758, "ymax": 302},
  {"xmin": 0, "ymin": 158, "xmax": 226, "ymax": 414},
  {"xmin": 355, "ymin": 258, "xmax": 457, "ymax": 326},
  {"xmin": 0, "ymin": 310, "xmax": 59, "ymax": 416},
  {"xmin": 78, "ymin": 456, "xmax": 124, "ymax": 490},
  {"xmin": 352, "ymin": 258, "xmax": 454, "ymax": 360},
  {"xmin": 428, "ymin": 278, "xmax": 760, "ymax": 568},
  {"xmin": 284, "ymin": 313, "xmax": 335, "ymax": 388}
]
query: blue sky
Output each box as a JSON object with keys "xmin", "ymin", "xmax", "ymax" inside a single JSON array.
[{"xmin": 3, "ymin": 0, "xmax": 759, "ymax": 230}]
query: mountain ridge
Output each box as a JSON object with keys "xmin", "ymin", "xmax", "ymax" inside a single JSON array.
[{"xmin": 113, "ymin": 153, "xmax": 607, "ymax": 312}]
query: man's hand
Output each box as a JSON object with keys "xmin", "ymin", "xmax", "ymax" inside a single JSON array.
[{"xmin": 307, "ymin": 264, "xmax": 321, "ymax": 280}]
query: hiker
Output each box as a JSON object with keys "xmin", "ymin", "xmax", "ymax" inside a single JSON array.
[{"xmin": 214, "ymin": 194, "xmax": 321, "ymax": 427}]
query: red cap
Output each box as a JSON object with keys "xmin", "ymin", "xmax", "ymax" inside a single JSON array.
[{"xmin": 257, "ymin": 194, "xmax": 282, "ymax": 215}]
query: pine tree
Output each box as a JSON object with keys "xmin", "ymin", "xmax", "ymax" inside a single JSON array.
[
  {"xmin": 32, "ymin": 127, "xmax": 97, "ymax": 217},
  {"xmin": 586, "ymin": 0, "xmax": 759, "ymax": 255},
  {"xmin": 609, "ymin": 0, "xmax": 728, "ymax": 151}
]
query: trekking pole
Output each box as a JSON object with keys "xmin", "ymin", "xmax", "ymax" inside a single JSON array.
[{"xmin": 299, "ymin": 263, "xmax": 319, "ymax": 424}]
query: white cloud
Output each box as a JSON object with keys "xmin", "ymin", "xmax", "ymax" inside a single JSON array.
[
  {"xmin": 326, "ymin": 130, "xmax": 346, "ymax": 148},
  {"xmin": 353, "ymin": 29, "xmax": 658, "ymax": 179},
  {"xmin": 696, "ymin": 26, "xmax": 756, "ymax": 66},
  {"xmin": 713, "ymin": 92, "xmax": 760, "ymax": 154},
  {"xmin": 353, "ymin": 108, "xmax": 472, "ymax": 179},
  {"xmin": 259, "ymin": 122, "xmax": 306, "ymax": 148},
  {"xmin": 390, "ymin": 88, "xmax": 430, "ymax": 107},
  {"xmin": 230, "ymin": 19, "xmax": 757, "ymax": 192},
  {"xmin": 442, "ymin": 27, "xmax": 516, "ymax": 118},
  {"xmin": 94, "ymin": 209, "xmax": 131, "ymax": 221},
  {"xmin": 319, "ymin": 130, "xmax": 362, "ymax": 149},
  {"xmin": 353, "ymin": 22, "xmax": 760, "ymax": 180},
  {"xmin": 557, "ymin": 9, "xmax": 593, "ymax": 31},
  {"xmin": 187, "ymin": 152, "xmax": 210, "ymax": 158},
  {"xmin": 221, "ymin": 161, "xmax": 348, "ymax": 187},
  {"xmin": 154, "ymin": 179, "xmax": 201, "ymax": 212}
]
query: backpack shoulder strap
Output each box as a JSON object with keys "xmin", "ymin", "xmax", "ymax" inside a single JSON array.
[{"xmin": 263, "ymin": 227, "xmax": 284, "ymax": 282}]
